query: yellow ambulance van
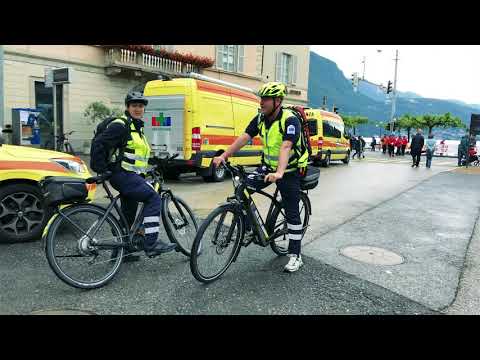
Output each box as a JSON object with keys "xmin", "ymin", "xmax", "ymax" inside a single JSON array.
[
  {"xmin": 304, "ymin": 108, "xmax": 350, "ymax": 167},
  {"xmin": 142, "ymin": 78, "xmax": 262, "ymax": 182}
]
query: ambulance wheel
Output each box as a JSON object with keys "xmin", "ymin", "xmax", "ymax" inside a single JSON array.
[
  {"xmin": 322, "ymin": 152, "xmax": 331, "ymax": 167},
  {"xmin": 203, "ymin": 160, "xmax": 226, "ymax": 182},
  {"xmin": 342, "ymin": 152, "xmax": 350, "ymax": 164}
]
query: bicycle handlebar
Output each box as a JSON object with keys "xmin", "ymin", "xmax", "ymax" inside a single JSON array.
[{"xmin": 221, "ymin": 160, "xmax": 266, "ymax": 182}]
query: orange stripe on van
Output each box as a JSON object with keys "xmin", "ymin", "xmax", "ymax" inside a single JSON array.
[
  {"xmin": 0, "ymin": 161, "xmax": 67, "ymax": 172},
  {"xmin": 203, "ymin": 134, "xmax": 263, "ymax": 146},
  {"xmin": 197, "ymin": 80, "xmax": 258, "ymax": 103}
]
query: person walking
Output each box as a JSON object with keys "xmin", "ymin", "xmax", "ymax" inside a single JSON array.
[
  {"xmin": 410, "ymin": 128, "xmax": 425, "ymax": 168},
  {"xmin": 458, "ymin": 133, "xmax": 469, "ymax": 166},
  {"xmin": 370, "ymin": 136, "xmax": 377, "ymax": 152},
  {"xmin": 388, "ymin": 134, "xmax": 395, "ymax": 157},
  {"xmin": 381, "ymin": 135, "xmax": 387, "ymax": 154},
  {"xmin": 351, "ymin": 136, "xmax": 359, "ymax": 159},
  {"xmin": 425, "ymin": 133, "xmax": 436, "ymax": 168},
  {"xmin": 395, "ymin": 135, "xmax": 402, "ymax": 156},
  {"xmin": 401, "ymin": 136, "xmax": 408, "ymax": 156},
  {"xmin": 359, "ymin": 136, "xmax": 366, "ymax": 158}
]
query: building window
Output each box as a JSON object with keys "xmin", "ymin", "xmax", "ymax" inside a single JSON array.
[
  {"xmin": 275, "ymin": 52, "xmax": 298, "ymax": 85},
  {"xmin": 216, "ymin": 45, "xmax": 244, "ymax": 73}
]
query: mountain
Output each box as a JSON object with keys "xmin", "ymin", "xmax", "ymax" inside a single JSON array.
[{"xmin": 308, "ymin": 51, "xmax": 477, "ymax": 137}]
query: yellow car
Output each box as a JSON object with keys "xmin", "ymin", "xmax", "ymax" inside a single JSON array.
[{"xmin": 0, "ymin": 142, "xmax": 95, "ymax": 243}]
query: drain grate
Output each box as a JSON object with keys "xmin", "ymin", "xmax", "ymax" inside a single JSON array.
[{"xmin": 340, "ymin": 246, "xmax": 404, "ymax": 265}]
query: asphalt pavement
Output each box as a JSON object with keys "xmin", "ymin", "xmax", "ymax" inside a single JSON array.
[{"xmin": 0, "ymin": 151, "xmax": 476, "ymax": 315}]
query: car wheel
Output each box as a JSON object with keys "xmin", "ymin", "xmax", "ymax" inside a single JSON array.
[{"xmin": 0, "ymin": 183, "xmax": 53, "ymax": 243}]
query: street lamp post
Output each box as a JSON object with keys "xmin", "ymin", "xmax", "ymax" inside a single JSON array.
[{"xmin": 389, "ymin": 49, "xmax": 399, "ymax": 133}]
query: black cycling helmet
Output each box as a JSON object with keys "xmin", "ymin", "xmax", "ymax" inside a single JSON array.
[{"xmin": 125, "ymin": 91, "xmax": 148, "ymax": 106}]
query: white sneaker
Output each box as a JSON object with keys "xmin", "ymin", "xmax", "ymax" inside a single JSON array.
[{"xmin": 284, "ymin": 254, "xmax": 304, "ymax": 273}]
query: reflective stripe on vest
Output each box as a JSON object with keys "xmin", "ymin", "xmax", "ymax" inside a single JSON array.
[
  {"xmin": 111, "ymin": 117, "xmax": 151, "ymax": 174},
  {"xmin": 258, "ymin": 109, "xmax": 308, "ymax": 172}
]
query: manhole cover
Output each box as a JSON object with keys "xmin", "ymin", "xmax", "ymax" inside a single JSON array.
[
  {"xmin": 29, "ymin": 309, "xmax": 96, "ymax": 315},
  {"xmin": 340, "ymin": 246, "xmax": 404, "ymax": 265}
]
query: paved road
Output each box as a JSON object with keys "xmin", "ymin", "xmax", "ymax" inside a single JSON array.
[{"xmin": 0, "ymin": 152, "xmax": 470, "ymax": 315}]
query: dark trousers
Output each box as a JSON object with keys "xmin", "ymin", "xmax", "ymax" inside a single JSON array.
[
  {"xmin": 388, "ymin": 145, "xmax": 394, "ymax": 156},
  {"xmin": 246, "ymin": 169, "xmax": 302, "ymax": 255},
  {"xmin": 402, "ymin": 145, "xmax": 406, "ymax": 155},
  {"xmin": 458, "ymin": 150, "xmax": 465, "ymax": 166},
  {"xmin": 352, "ymin": 150, "xmax": 359, "ymax": 159},
  {"xmin": 411, "ymin": 152, "xmax": 421, "ymax": 166},
  {"xmin": 109, "ymin": 170, "xmax": 162, "ymax": 250},
  {"xmin": 382, "ymin": 145, "xmax": 387, "ymax": 154}
]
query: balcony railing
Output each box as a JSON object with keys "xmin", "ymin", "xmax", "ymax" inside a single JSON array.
[{"xmin": 105, "ymin": 48, "xmax": 200, "ymax": 76}]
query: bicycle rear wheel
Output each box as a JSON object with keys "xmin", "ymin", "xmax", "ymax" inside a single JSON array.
[
  {"xmin": 162, "ymin": 194, "xmax": 198, "ymax": 257},
  {"xmin": 268, "ymin": 192, "xmax": 310, "ymax": 256},
  {"xmin": 45, "ymin": 204, "xmax": 125, "ymax": 289},
  {"xmin": 189, "ymin": 204, "xmax": 243, "ymax": 283}
]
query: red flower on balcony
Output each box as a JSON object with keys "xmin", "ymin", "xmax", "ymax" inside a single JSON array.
[{"xmin": 102, "ymin": 45, "xmax": 214, "ymax": 69}]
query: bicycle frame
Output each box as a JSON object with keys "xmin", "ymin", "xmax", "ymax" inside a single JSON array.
[
  {"xmin": 229, "ymin": 175, "xmax": 286, "ymax": 248},
  {"xmin": 55, "ymin": 166, "xmax": 191, "ymax": 250}
]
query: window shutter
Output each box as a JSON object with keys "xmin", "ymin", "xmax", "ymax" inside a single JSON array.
[
  {"xmin": 216, "ymin": 45, "xmax": 223, "ymax": 69},
  {"xmin": 237, "ymin": 45, "xmax": 244, "ymax": 73},
  {"xmin": 275, "ymin": 52, "xmax": 281, "ymax": 81},
  {"xmin": 291, "ymin": 55, "xmax": 297, "ymax": 85}
]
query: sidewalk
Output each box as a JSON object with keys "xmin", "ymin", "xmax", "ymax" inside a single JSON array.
[{"xmin": 303, "ymin": 169, "xmax": 480, "ymax": 311}]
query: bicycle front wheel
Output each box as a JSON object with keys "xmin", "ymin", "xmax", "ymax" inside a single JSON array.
[
  {"xmin": 189, "ymin": 204, "xmax": 243, "ymax": 283},
  {"xmin": 268, "ymin": 192, "xmax": 310, "ymax": 256},
  {"xmin": 45, "ymin": 204, "xmax": 125, "ymax": 289},
  {"xmin": 162, "ymin": 194, "xmax": 198, "ymax": 257}
]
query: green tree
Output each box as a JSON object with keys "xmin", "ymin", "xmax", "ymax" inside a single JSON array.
[
  {"xmin": 342, "ymin": 115, "xmax": 369, "ymax": 135},
  {"xmin": 83, "ymin": 101, "xmax": 123, "ymax": 125},
  {"xmin": 397, "ymin": 114, "xmax": 423, "ymax": 141},
  {"xmin": 418, "ymin": 112, "xmax": 466, "ymax": 134}
]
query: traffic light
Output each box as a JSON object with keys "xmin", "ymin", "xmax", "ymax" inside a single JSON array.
[{"xmin": 386, "ymin": 80, "xmax": 393, "ymax": 94}]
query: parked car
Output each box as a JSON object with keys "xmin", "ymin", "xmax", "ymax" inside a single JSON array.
[{"xmin": 0, "ymin": 139, "xmax": 95, "ymax": 243}]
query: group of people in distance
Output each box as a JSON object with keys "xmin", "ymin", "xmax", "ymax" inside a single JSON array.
[{"xmin": 380, "ymin": 135, "xmax": 408, "ymax": 157}]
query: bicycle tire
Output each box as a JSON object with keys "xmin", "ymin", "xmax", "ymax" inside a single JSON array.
[
  {"xmin": 65, "ymin": 142, "xmax": 76, "ymax": 155},
  {"xmin": 161, "ymin": 194, "xmax": 198, "ymax": 257},
  {"xmin": 267, "ymin": 192, "xmax": 310, "ymax": 256},
  {"xmin": 45, "ymin": 204, "xmax": 125, "ymax": 289},
  {"xmin": 190, "ymin": 204, "xmax": 243, "ymax": 283}
]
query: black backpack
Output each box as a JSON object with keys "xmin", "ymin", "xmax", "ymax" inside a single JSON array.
[
  {"xmin": 89, "ymin": 116, "xmax": 131, "ymax": 173},
  {"xmin": 257, "ymin": 106, "xmax": 312, "ymax": 175}
]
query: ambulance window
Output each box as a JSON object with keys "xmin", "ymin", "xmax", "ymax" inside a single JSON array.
[
  {"xmin": 323, "ymin": 121, "xmax": 333, "ymax": 137},
  {"xmin": 307, "ymin": 119, "xmax": 318, "ymax": 136}
]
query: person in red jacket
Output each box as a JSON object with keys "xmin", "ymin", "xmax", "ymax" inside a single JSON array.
[
  {"xmin": 395, "ymin": 136, "xmax": 403, "ymax": 156},
  {"xmin": 381, "ymin": 135, "xmax": 387, "ymax": 154},
  {"xmin": 388, "ymin": 135, "xmax": 395, "ymax": 157}
]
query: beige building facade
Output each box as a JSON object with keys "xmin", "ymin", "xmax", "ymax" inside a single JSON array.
[{"xmin": 1, "ymin": 45, "xmax": 310, "ymax": 153}]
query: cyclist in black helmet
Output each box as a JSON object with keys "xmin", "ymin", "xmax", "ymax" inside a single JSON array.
[{"xmin": 91, "ymin": 91, "xmax": 177, "ymax": 261}]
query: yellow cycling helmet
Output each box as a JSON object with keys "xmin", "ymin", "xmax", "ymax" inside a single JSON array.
[{"xmin": 258, "ymin": 82, "xmax": 287, "ymax": 98}]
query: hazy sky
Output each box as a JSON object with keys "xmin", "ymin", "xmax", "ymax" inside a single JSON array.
[{"xmin": 310, "ymin": 45, "xmax": 480, "ymax": 105}]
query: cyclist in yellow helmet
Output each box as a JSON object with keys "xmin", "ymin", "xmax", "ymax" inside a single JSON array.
[{"xmin": 213, "ymin": 82, "xmax": 305, "ymax": 272}]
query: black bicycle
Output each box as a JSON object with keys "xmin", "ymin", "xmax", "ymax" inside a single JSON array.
[
  {"xmin": 44, "ymin": 131, "xmax": 76, "ymax": 155},
  {"xmin": 189, "ymin": 162, "xmax": 317, "ymax": 283},
  {"xmin": 42, "ymin": 154, "xmax": 198, "ymax": 289}
]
